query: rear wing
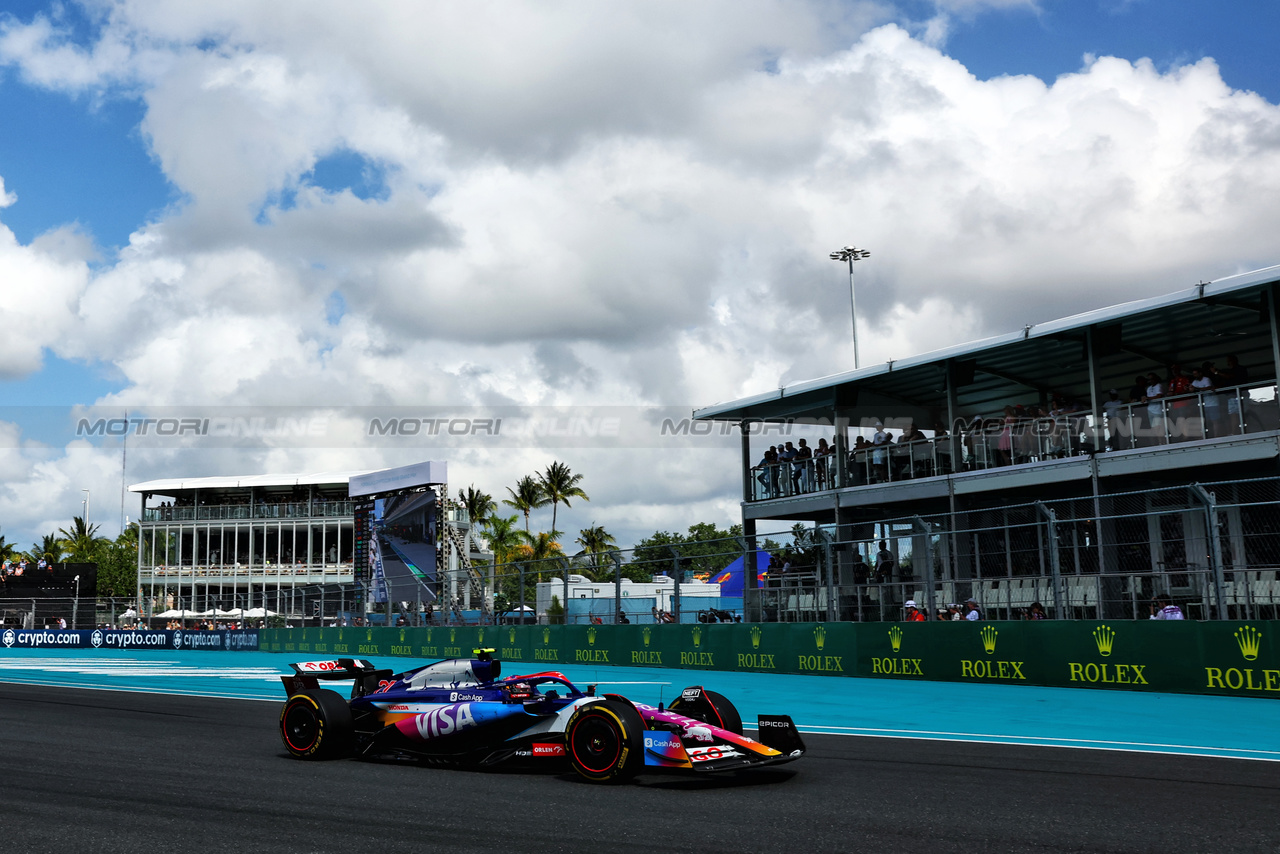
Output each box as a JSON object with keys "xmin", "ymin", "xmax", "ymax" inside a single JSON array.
[{"xmin": 281, "ymin": 659, "xmax": 393, "ymax": 698}]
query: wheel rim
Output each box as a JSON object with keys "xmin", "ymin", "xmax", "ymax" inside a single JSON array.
[
  {"xmin": 570, "ymin": 714, "xmax": 622, "ymax": 774},
  {"xmin": 283, "ymin": 701, "xmax": 320, "ymax": 752}
]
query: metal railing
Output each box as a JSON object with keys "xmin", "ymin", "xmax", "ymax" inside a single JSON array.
[
  {"xmin": 745, "ymin": 380, "xmax": 1278, "ymax": 501},
  {"xmin": 142, "ymin": 500, "xmax": 355, "ymax": 523}
]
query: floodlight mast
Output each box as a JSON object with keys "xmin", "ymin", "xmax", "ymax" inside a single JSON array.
[{"xmin": 829, "ymin": 246, "xmax": 871, "ymax": 369}]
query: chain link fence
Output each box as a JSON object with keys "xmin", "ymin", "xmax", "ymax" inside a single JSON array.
[{"xmin": 25, "ymin": 475, "xmax": 1280, "ymax": 628}]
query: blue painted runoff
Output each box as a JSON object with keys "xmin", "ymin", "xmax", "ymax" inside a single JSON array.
[{"xmin": 0, "ymin": 648, "xmax": 1275, "ymax": 763}]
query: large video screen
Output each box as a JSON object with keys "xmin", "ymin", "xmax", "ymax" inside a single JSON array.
[{"xmin": 366, "ymin": 489, "xmax": 438, "ymax": 605}]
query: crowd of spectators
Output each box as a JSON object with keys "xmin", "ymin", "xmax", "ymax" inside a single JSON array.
[{"xmin": 751, "ymin": 355, "xmax": 1258, "ymax": 496}]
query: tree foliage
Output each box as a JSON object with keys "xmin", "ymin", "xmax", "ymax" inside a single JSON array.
[
  {"xmin": 538, "ymin": 461, "xmax": 588, "ymax": 536},
  {"xmin": 503, "ymin": 475, "xmax": 547, "ymax": 533},
  {"xmin": 629, "ymin": 521, "xmax": 744, "ymax": 581},
  {"xmin": 458, "ymin": 485, "xmax": 496, "ymax": 528}
]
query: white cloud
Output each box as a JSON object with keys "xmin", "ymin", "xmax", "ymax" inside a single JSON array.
[{"xmin": 0, "ymin": 5, "xmax": 1277, "ymax": 548}]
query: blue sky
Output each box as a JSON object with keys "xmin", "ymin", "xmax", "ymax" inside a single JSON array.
[{"xmin": 0, "ymin": 0, "xmax": 1278, "ymax": 545}]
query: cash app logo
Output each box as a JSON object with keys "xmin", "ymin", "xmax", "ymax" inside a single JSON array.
[
  {"xmin": 1093, "ymin": 625, "xmax": 1115, "ymax": 657},
  {"xmin": 888, "ymin": 625, "xmax": 903, "ymax": 653},
  {"xmin": 1236, "ymin": 626, "xmax": 1262, "ymax": 661},
  {"xmin": 981, "ymin": 625, "xmax": 998, "ymax": 655}
]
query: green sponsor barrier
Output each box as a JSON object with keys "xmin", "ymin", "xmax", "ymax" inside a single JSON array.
[{"xmin": 260, "ymin": 619, "xmax": 1279, "ymax": 699}]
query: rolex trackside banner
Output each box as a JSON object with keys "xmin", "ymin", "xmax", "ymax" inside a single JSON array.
[{"xmin": 0, "ymin": 628, "xmax": 259, "ymax": 651}]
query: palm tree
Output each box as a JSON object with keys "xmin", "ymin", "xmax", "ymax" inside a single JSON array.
[
  {"xmin": 539, "ymin": 461, "xmax": 589, "ymax": 536},
  {"xmin": 0, "ymin": 531, "xmax": 15, "ymax": 562},
  {"xmin": 503, "ymin": 475, "xmax": 548, "ymax": 534},
  {"xmin": 576, "ymin": 524, "xmax": 616, "ymax": 579},
  {"xmin": 482, "ymin": 514, "xmax": 524, "ymax": 566},
  {"xmin": 30, "ymin": 533, "xmax": 68, "ymax": 564},
  {"xmin": 516, "ymin": 529, "xmax": 564, "ymax": 583},
  {"xmin": 458, "ymin": 485, "xmax": 496, "ymax": 528},
  {"xmin": 59, "ymin": 516, "xmax": 106, "ymax": 563}
]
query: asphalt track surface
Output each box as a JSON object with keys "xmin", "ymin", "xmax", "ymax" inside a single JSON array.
[{"xmin": 4, "ymin": 682, "xmax": 1278, "ymax": 854}]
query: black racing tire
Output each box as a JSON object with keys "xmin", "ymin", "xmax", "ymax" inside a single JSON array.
[
  {"xmin": 565, "ymin": 700, "xmax": 645, "ymax": 783},
  {"xmin": 701, "ymin": 690, "xmax": 743, "ymax": 735},
  {"xmin": 280, "ymin": 689, "xmax": 354, "ymax": 760},
  {"xmin": 670, "ymin": 689, "xmax": 743, "ymax": 735}
]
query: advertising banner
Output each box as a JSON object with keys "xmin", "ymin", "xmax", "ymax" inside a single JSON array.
[
  {"xmin": 261, "ymin": 620, "xmax": 1278, "ymax": 700},
  {"xmin": 0, "ymin": 628, "xmax": 259, "ymax": 651}
]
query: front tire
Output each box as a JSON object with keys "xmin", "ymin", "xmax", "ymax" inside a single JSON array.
[
  {"xmin": 565, "ymin": 700, "xmax": 644, "ymax": 783},
  {"xmin": 280, "ymin": 689, "xmax": 354, "ymax": 760},
  {"xmin": 669, "ymin": 688, "xmax": 743, "ymax": 735}
]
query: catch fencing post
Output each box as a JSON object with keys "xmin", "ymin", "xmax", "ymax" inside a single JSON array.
[
  {"xmin": 608, "ymin": 550, "xmax": 624, "ymax": 623},
  {"xmin": 1190, "ymin": 483, "xmax": 1227, "ymax": 618},
  {"xmin": 559, "ymin": 557, "xmax": 572, "ymax": 625},
  {"xmin": 817, "ymin": 527, "xmax": 836, "ymax": 622},
  {"xmin": 665, "ymin": 545, "xmax": 682, "ymax": 623},
  {"xmin": 911, "ymin": 517, "xmax": 936, "ymax": 619},
  {"xmin": 1035, "ymin": 502, "xmax": 1064, "ymax": 618}
]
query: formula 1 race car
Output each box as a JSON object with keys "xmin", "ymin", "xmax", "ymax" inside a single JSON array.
[{"xmin": 278, "ymin": 650, "xmax": 804, "ymax": 783}]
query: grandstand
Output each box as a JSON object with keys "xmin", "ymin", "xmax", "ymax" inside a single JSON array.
[
  {"xmin": 694, "ymin": 264, "xmax": 1280, "ymax": 622},
  {"xmin": 129, "ymin": 466, "xmax": 485, "ymax": 625}
]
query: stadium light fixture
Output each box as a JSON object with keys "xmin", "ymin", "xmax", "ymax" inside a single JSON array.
[{"xmin": 829, "ymin": 245, "xmax": 871, "ymax": 369}]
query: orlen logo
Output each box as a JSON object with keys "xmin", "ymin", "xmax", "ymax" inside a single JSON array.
[
  {"xmin": 449, "ymin": 692, "xmax": 483, "ymax": 702},
  {"xmin": 91, "ymin": 630, "xmax": 104, "ymax": 648},
  {"xmin": 532, "ymin": 743, "xmax": 565, "ymax": 757}
]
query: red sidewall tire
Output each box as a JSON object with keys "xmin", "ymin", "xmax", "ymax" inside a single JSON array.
[
  {"xmin": 565, "ymin": 701, "xmax": 644, "ymax": 783},
  {"xmin": 280, "ymin": 689, "xmax": 354, "ymax": 760}
]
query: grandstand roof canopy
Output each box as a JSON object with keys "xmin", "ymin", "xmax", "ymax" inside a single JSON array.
[
  {"xmin": 695, "ymin": 264, "xmax": 1280, "ymax": 424},
  {"xmin": 128, "ymin": 472, "xmax": 371, "ymax": 494}
]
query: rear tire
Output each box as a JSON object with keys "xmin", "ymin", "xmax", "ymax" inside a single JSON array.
[
  {"xmin": 565, "ymin": 700, "xmax": 644, "ymax": 783},
  {"xmin": 280, "ymin": 689, "xmax": 354, "ymax": 760}
]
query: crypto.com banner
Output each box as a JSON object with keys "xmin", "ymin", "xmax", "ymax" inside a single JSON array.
[{"xmin": 0, "ymin": 628, "xmax": 260, "ymax": 651}]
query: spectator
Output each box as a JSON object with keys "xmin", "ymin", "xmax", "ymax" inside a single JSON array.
[
  {"xmin": 1214, "ymin": 355, "xmax": 1248, "ymax": 434},
  {"xmin": 1149, "ymin": 595, "xmax": 1184, "ymax": 620},
  {"xmin": 946, "ymin": 603, "xmax": 962, "ymax": 621},
  {"xmin": 850, "ymin": 552, "xmax": 870, "ymax": 584},
  {"xmin": 1103, "ymin": 389, "xmax": 1127, "ymax": 450},
  {"xmin": 1143, "ymin": 372, "xmax": 1165, "ymax": 443},
  {"xmin": 1027, "ymin": 602, "xmax": 1048, "ymax": 620},
  {"xmin": 793, "ymin": 438, "xmax": 813, "ymax": 491},
  {"xmin": 1167, "ymin": 364, "xmax": 1192, "ymax": 441},
  {"xmin": 963, "ymin": 598, "xmax": 982, "ymax": 621},
  {"xmin": 903, "ymin": 599, "xmax": 926, "ymax": 622},
  {"xmin": 754, "ymin": 446, "xmax": 779, "ymax": 497},
  {"xmin": 874, "ymin": 540, "xmax": 896, "ymax": 583},
  {"xmin": 616, "ymin": 610, "xmax": 630, "ymax": 624},
  {"xmin": 995, "ymin": 406, "xmax": 1015, "ymax": 467},
  {"xmin": 871, "ymin": 422, "xmax": 891, "ymax": 482}
]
